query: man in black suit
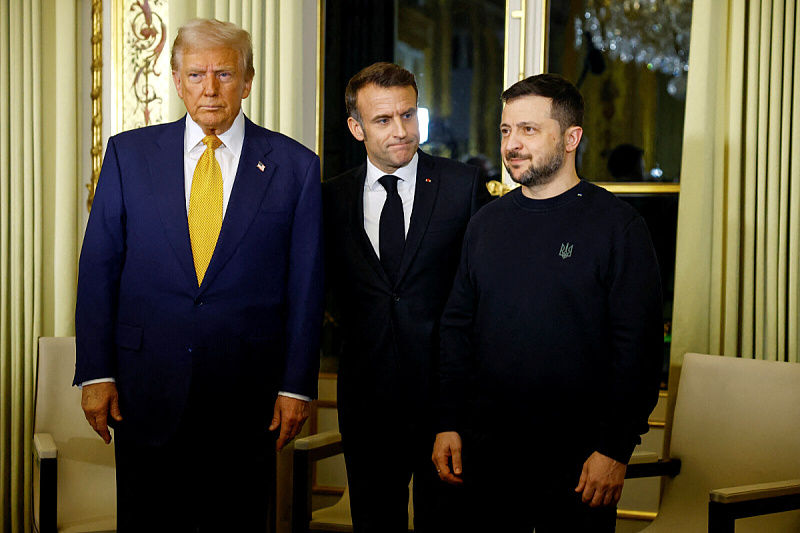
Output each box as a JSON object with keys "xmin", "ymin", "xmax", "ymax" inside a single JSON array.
[{"xmin": 323, "ymin": 62, "xmax": 488, "ymax": 532}]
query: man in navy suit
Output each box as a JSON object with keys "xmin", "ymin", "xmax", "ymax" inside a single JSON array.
[
  {"xmin": 323, "ymin": 62, "xmax": 489, "ymax": 532},
  {"xmin": 75, "ymin": 19, "xmax": 323, "ymax": 531}
]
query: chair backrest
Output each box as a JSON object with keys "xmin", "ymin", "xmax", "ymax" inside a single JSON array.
[
  {"xmin": 649, "ymin": 352, "xmax": 800, "ymax": 532},
  {"xmin": 34, "ymin": 337, "xmax": 116, "ymax": 531}
]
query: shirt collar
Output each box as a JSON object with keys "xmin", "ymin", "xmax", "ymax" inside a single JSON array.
[
  {"xmin": 184, "ymin": 109, "xmax": 246, "ymax": 155},
  {"xmin": 365, "ymin": 152, "xmax": 419, "ymax": 190}
]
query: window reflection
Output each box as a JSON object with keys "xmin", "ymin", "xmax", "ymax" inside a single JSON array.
[{"xmin": 548, "ymin": 1, "xmax": 686, "ymax": 184}]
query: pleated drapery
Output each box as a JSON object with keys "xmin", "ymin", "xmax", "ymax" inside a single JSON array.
[
  {"xmin": 1, "ymin": 1, "xmax": 42, "ymax": 532},
  {"xmin": 668, "ymin": 0, "xmax": 800, "ymax": 451},
  {"xmin": 672, "ymin": 0, "xmax": 800, "ymax": 367},
  {"xmin": 1, "ymin": 1, "xmax": 81, "ymax": 531}
]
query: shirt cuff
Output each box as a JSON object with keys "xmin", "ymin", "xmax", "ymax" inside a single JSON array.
[
  {"xmin": 278, "ymin": 391, "xmax": 312, "ymax": 402},
  {"xmin": 78, "ymin": 377, "xmax": 116, "ymax": 389}
]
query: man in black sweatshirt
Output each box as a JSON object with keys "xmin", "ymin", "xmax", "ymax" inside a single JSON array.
[{"xmin": 431, "ymin": 73, "xmax": 663, "ymax": 532}]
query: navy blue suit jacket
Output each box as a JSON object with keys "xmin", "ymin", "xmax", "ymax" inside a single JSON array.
[{"xmin": 75, "ymin": 116, "xmax": 324, "ymax": 446}]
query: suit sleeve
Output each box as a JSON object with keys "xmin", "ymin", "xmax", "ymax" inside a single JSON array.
[
  {"xmin": 280, "ymin": 155, "xmax": 324, "ymax": 398},
  {"xmin": 435, "ymin": 222, "xmax": 478, "ymax": 433},
  {"xmin": 469, "ymin": 166, "xmax": 492, "ymax": 216},
  {"xmin": 596, "ymin": 216, "xmax": 664, "ymax": 464},
  {"xmin": 74, "ymin": 137, "xmax": 126, "ymax": 385}
]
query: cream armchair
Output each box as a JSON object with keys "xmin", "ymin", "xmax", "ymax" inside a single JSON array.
[
  {"xmin": 633, "ymin": 352, "xmax": 800, "ymax": 532},
  {"xmin": 33, "ymin": 337, "xmax": 116, "ymax": 533}
]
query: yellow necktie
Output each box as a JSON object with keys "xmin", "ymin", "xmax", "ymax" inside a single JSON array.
[{"xmin": 188, "ymin": 135, "xmax": 223, "ymax": 286}]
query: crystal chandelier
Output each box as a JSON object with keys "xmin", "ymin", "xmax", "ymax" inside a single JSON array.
[{"xmin": 574, "ymin": 0, "xmax": 693, "ymax": 99}]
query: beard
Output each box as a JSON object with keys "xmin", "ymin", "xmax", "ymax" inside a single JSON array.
[{"xmin": 505, "ymin": 138, "xmax": 565, "ymax": 188}]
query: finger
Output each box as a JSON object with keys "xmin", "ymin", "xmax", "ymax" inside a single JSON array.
[
  {"xmin": 451, "ymin": 446, "xmax": 463, "ymax": 476},
  {"xmin": 575, "ymin": 464, "xmax": 588, "ymax": 492},
  {"xmin": 580, "ymin": 482, "xmax": 595, "ymax": 504},
  {"xmin": 603, "ymin": 488, "xmax": 615, "ymax": 507},
  {"xmin": 94, "ymin": 414, "xmax": 112, "ymax": 444},
  {"xmin": 441, "ymin": 472, "xmax": 464, "ymax": 485},
  {"xmin": 109, "ymin": 395, "xmax": 123, "ymax": 422},
  {"xmin": 590, "ymin": 486, "xmax": 606, "ymax": 508},
  {"xmin": 275, "ymin": 422, "xmax": 294, "ymax": 452},
  {"xmin": 268, "ymin": 403, "xmax": 282, "ymax": 432},
  {"xmin": 432, "ymin": 451, "xmax": 451, "ymax": 479}
]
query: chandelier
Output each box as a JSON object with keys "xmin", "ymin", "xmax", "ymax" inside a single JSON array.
[{"xmin": 574, "ymin": 0, "xmax": 693, "ymax": 99}]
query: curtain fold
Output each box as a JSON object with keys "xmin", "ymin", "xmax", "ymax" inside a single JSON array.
[
  {"xmin": 669, "ymin": 0, "xmax": 800, "ymax": 453},
  {"xmin": 1, "ymin": 1, "xmax": 42, "ymax": 532},
  {"xmin": 1, "ymin": 0, "xmax": 80, "ymax": 531},
  {"xmin": 672, "ymin": 0, "xmax": 800, "ymax": 367}
]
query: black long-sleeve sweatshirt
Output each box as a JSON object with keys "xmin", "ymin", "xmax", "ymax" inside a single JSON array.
[{"xmin": 437, "ymin": 180, "xmax": 663, "ymax": 464}]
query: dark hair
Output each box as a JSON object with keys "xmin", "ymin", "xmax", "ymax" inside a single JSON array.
[
  {"xmin": 345, "ymin": 62, "xmax": 418, "ymax": 125},
  {"xmin": 501, "ymin": 73, "xmax": 584, "ymax": 132}
]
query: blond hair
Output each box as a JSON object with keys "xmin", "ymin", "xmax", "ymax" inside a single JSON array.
[{"xmin": 171, "ymin": 19, "xmax": 255, "ymax": 81}]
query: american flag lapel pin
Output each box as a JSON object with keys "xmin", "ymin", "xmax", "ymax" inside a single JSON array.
[
  {"xmin": 425, "ymin": 178, "xmax": 431, "ymax": 183},
  {"xmin": 257, "ymin": 161, "xmax": 265, "ymax": 172}
]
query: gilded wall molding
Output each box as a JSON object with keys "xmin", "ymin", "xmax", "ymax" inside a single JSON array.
[{"xmin": 89, "ymin": 0, "xmax": 103, "ymax": 211}]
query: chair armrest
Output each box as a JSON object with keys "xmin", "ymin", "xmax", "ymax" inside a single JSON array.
[
  {"xmin": 708, "ymin": 480, "xmax": 800, "ymax": 532},
  {"xmin": 34, "ymin": 433, "xmax": 58, "ymax": 460},
  {"xmin": 32, "ymin": 433, "xmax": 58, "ymax": 533},
  {"xmin": 710, "ymin": 479, "xmax": 800, "ymax": 503},
  {"xmin": 294, "ymin": 431, "xmax": 343, "ymax": 462},
  {"xmin": 292, "ymin": 431, "xmax": 343, "ymax": 533},
  {"xmin": 625, "ymin": 457, "xmax": 681, "ymax": 479},
  {"xmin": 708, "ymin": 479, "xmax": 800, "ymax": 533}
]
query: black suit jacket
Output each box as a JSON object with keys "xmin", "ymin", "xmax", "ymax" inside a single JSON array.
[{"xmin": 323, "ymin": 150, "xmax": 488, "ymax": 432}]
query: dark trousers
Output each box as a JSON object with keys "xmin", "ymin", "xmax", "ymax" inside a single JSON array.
[
  {"xmin": 113, "ymin": 398, "xmax": 276, "ymax": 532},
  {"xmin": 461, "ymin": 430, "xmax": 617, "ymax": 533},
  {"xmin": 340, "ymin": 420, "xmax": 468, "ymax": 533}
]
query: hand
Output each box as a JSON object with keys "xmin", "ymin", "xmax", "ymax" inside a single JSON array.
[
  {"xmin": 269, "ymin": 396, "xmax": 310, "ymax": 452},
  {"xmin": 575, "ymin": 451, "xmax": 627, "ymax": 507},
  {"xmin": 81, "ymin": 382, "xmax": 122, "ymax": 444},
  {"xmin": 432, "ymin": 431, "xmax": 464, "ymax": 485}
]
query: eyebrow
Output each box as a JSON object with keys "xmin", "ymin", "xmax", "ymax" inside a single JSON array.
[
  {"xmin": 500, "ymin": 120, "xmax": 539, "ymax": 129},
  {"xmin": 372, "ymin": 107, "xmax": 416, "ymax": 121}
]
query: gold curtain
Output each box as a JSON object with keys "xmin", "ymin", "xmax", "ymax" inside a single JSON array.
[
  {"xmin": 1, "ymin": 0, "xmax": 81, "ymax": 531},
  {"xmin": 668, "ymin": 0, "xmax": 800, "ymax": 449}
]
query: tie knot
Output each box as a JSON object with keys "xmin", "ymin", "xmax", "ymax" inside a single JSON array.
[
  {"xmin": 378, "ymin": 175, "xmax": 400, "ymax": 194},
  {"xmin": 202, "ymin": 135, "xmax": 222, "ymax": 151}
]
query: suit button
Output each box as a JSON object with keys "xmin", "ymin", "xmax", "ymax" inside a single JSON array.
[
  {"xmin": 393, "ymin": 293, "xmax": 400, "ymax": 302},
  {"xmin": 188, "ymin": 347, "xmax": 193, "ymax": 353},
  {"xmin": 194, "ymin": 298, "xmax": 203, "ymax": 306}
]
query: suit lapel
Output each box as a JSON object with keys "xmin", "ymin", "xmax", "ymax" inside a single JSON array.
[
  {"xmin": 397, "ymin": 150, "xmax": 439, "ymax": 283},
  {"xmin": 199, "ymin": 118, "xmax": 276, "ymax": 292},
  {"xmin": 149, "ymin": 118, "xmax": 198, "ymax": 287},
  {"xmin": 350, "ymin": 165, "xmax": 390, "ymax": 284}
]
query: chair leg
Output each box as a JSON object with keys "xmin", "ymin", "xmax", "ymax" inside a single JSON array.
[{"xmin": 708, "ymin": 501, "xmax": 735, "ymax": 533}]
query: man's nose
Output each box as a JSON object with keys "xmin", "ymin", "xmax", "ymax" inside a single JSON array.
[
  {"xmin": 202, "ymin": 75, "xmax": 219, "ymax": 96},
  {"xmin": 504, "ymin": 131, "xmax": 522, "ymax": 152},
  {"xmin": 392, "ymin": 117, "xmax": 407, "ymax": 138}
]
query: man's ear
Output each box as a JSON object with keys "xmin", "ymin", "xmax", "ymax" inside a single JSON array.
[
  {"xmin": 564, "ymin": 126, "xmax": 583, "ymax": 153},
  {"xmin": 172, "ymin": 71, "xmax": 184, "ymax": 99},
  {"xmin": 347, "ymin": 117, "xmax": 365, "ymax": 142}
]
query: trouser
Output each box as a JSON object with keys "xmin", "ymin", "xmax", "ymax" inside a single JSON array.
[
  {"xmin": 113, "ymin": 396, "xmax": 276, "ymax": 533},
  {"xmin": 460, "ymin": 429, "xmax": 617, "ymax": 533},
  {"xmin": 340, "ymin": 419, "xmax": 469, "ymax": 533}
]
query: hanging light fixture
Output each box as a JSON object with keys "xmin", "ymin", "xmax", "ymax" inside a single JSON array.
[{"xmin": 575, "ymin": 0, "xmax": 692, "ymax": 99}]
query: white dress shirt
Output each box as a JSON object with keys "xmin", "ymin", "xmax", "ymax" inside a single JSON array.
[
  {"xmin": 82, "ymin": 111, "xmax": 309, "ymax": 402},
  {"xmin": 363, "ymin": 152, "xmax": 418, "ymax": 256}
]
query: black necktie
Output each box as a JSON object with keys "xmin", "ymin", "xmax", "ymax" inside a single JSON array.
[{"xmin": 378, "ymin": 175, "xmax": 405, "ymax": 284}]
